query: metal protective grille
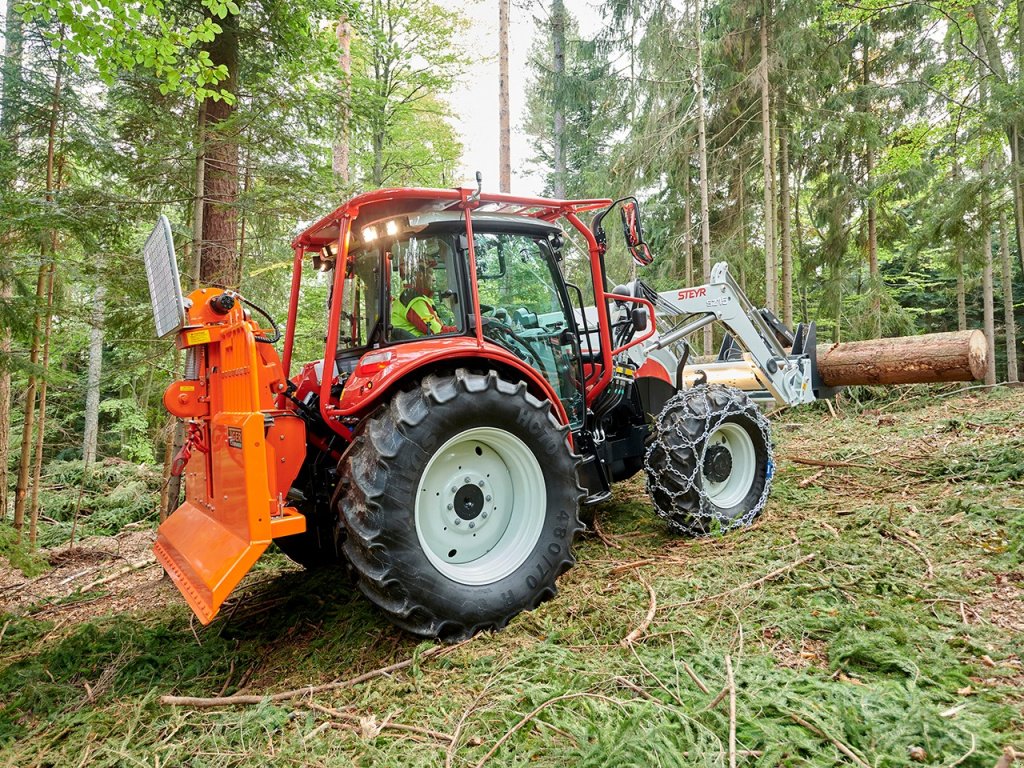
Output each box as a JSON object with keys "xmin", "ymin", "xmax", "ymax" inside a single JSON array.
[{"xmin": 143, "ymin": 215, "xmax": 186, "ymax": 338}]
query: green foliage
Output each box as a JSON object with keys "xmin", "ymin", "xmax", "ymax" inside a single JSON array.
[
  {"xmin": 33, "ymin": 459, "xmax": 161, "ymax": 547},
  {"xmin": 0, "ymin": 524, "xmax": 48, "ymax": 577}
]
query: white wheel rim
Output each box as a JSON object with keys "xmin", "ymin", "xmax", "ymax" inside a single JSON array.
[
  {"xmin": 415, "ymin": 427, "xmax": 546, "ymax": 585},
  {"xmin": 701, "ymin": 422, "xmax": 757, "ymax": 509}
]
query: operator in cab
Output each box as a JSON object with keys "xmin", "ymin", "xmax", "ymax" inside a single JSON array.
[{"xmin": 390, "ymin": 240, "xmax": 457, "ymax": 338}]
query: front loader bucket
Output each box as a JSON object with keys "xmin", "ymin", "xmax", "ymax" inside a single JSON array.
[{"xmin": 155, "ymin": 411, "xmax": 305, "ymax": 624}]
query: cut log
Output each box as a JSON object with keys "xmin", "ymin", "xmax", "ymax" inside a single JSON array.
[{"xmin": 816, "ymin": 330, "xmax": 987, "ymax": 387}]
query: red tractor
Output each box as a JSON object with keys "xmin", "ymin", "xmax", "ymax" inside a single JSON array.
[{"xmin": 143, "ymin": 185, "xmax": 894, "ymax": 638}]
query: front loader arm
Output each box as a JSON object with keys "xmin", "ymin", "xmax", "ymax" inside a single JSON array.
[{"xmin": 627, "ymin": 262, "xmax": 817, "ymax": 407}]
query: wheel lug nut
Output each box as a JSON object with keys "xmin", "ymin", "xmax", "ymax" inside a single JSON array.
[
  {"xmin": 485, "ymin": 495, "xmax": 492, "ymax": 502},
  {"xmin": 447, "ymin": 503, "xmax": 453, "ymax": 510},
  {"xmin": 454, "ymin": 519, "xmax": 461, "ymax": 526},
  {"xmin": 478, "ymin": 480, "xmax": 485, "ymax": 487},
  {"xmin": 451, "ymin": 486, "xmax": 458, "ymax": 493},
  {"xmin": 468, "ymin": 522, "xmax": 475, "ymax": 529},
  {"xmin": 482, "ymin": 512, "xmax": 488, "ymax": 519},
  {"xmin": 464, "ymin": 476, "xmax": 471, "ymax": 483}
]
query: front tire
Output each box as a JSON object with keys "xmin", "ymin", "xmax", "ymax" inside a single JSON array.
[
  {"xmin": 644, "ymin": 385, "xmax": 773, "ymax": 537},
  {"xmin": 336, "ymin": 369, "xmax": 584, "ymax": 640}
]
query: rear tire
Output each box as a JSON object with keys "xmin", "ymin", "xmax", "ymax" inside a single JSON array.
[
  {"xmin": 644, "ymin": 385, "xmax": 773, "ymax": 537},
  {"xmin": 336, "ymin": 369, "xmax": 584, "ymax": 640}
]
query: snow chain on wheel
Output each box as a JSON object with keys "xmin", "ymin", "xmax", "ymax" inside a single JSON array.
[
  {"xmin": 644, "ymin": 384, "xmax": 774, "ymax": 537},
  {"xmin": 335, "ymin": 369, "xmax": 585, "ymax": 641}
]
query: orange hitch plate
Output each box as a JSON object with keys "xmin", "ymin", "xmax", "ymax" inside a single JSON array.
[{"xmin": 155, "ymin": 288, "xmax": 306, "ymax": 625}]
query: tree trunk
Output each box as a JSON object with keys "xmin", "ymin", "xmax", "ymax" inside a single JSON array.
[
  {"xmin": 498, "ymin": 0, "xmax": 511, "ymax": 193},
  {"xmin": 759, "ymin": 1, "xmax": 776, "ymax": 312},
  {"xmin": 863, "ymin": 42, "xmax": 880, "ymax": 338},
  {"xmin": 83, "ymin": 264, "xmax": 105, "ymax": 465},
  {"xmin": 199, "ymin": 8, "xmax": 240, "ymax": 288},
  {"xmin": 982, "ymin": 219, "xmax": 997, "ymax": 386},
  {"xmin": 0, "ymin": 281, "xmax": 10, "ymax": 521},
  {"xmin": 14, "ymin": 37, "xmax": 62, "ymax": 539},
  {"xmin": 779, "ymin": 114, "xmax": 793, "ymax": 328},
  {"xmin": 551, "ymin": 0, "xmax": 566, "ymax": 199},
  {"xmin": 695, "ymin": 0, "xmax": 713, "ymax": 354},
  {"xmin": 1000, "ymin": 209, "xmax": 1018, "ymax": 382},
  {"xmin": 683, "ymin": 153, "xmax": 693, "ymax": 286},
  {"xmin": 29, "ymin": 264, "xmax": 55, "ymax": 546},
  {"xmin": 816, "ymin": 330, "xmax": 988, "ymax": 386},
  {"xmin": 0, "ymin": 0, "xmax": 23, "ymax": 523},
  {"xmin": 955, "ymin": 250, "xmax": 967, "ymax": 331},
  {"xmin": 12, "ymin": 264, "xmax": 46, "ymax": 538},
  {"xmin": 0, "ymin": 0, "xmax": 23, "ymax": 146},
  {"xmin": 333, "ymin": 16, "xmax": 352, "ymax": 187}
]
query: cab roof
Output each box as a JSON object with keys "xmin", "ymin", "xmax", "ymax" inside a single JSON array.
[{"xmin": 292, "ymin": 187, "xmax": 611, "ymax": 252}]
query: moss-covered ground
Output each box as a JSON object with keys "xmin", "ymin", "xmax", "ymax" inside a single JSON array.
[{"xmin": 0, "ymin": 388, "xmax": 1021, "ymax": 767}]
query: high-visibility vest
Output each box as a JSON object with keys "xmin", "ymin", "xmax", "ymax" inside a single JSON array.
[{"xmin": 391, "ymin": 287, "xmax": 443, "ymax": 335}]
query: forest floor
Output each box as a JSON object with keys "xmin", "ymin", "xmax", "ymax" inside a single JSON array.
[{"xmin": 0, "ymin": 387, "xmax": 1022, "ymax": 767}]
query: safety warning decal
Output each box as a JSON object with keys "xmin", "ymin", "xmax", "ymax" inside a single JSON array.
[{"xmin": 227, "ymin": 427, "xmax": 243, "ymax": 449}]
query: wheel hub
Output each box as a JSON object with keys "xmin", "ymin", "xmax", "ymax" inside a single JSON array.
[
  {"xmin": 703, "ymin": 444, "xmax": 733, "ymax": 483},
  {"xmin": 454, "ymin": 484, "xmax": 485, "ymax": 520},
  {"xmin": 414, "ymin": 427, "xmax": 546, "ymax": 585}
]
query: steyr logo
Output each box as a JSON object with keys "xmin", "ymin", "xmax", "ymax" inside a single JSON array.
[{"xmin": 677, "ymin": 287, "xmax": 707, "ymax": 300}]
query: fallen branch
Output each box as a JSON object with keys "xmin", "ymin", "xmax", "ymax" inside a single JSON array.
[
  {"xmin": 161, "ymin": 642, "xmax": 467, "ymax": 707},
  {"xmin": 882, "ymin": 530, "xmax": 935, "ymax": 580},
  {"xmin": 784, "ymin": 455, "xmax": 877, "ymax": 470},
  {"xmin": 473, "ymin": 692, "xmax": 626, "ymax": 768},
  {"xmin": 787, "ymin": 712, "xmax": 870, "ymax": 768},
  {"xmin": 726, "ymin": 655, "xmax": 738, "ymax": 768},
  {"xmin": 621, "ymin": 579, "xmax": 657, "ymax": 646},
  {"xmin": 609, "ymin": 559, "xmax": 657, "ymax": 575},
  {"xmin": 682, "ymin": 662, "xmax": 710, "ymax": 694},
  {"xmin": 705, "ymin": 684, "xmax": 728, "ymax": 711},
  {"xmin": 78, "ymin": 557, "xmax": 158, "ymax": 593},
  {"xmin": 307, "ymin": 701, "xmax": 454, "ymax": 743},
  {"xmin": 798, "ymin": 469, "xmax": 826, "ymax": 488},
  {"xmin": 667, "ymin": 554, "xmax": 817, "ymax": 608}
]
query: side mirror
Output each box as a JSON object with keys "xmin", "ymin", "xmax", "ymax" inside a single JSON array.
[
  {"xmin": 618, "ymin": 199, "xmax": 655, "ymax": 267},
  {"xmin": 629, "ymin": 242, "xmax": 653, "ymax": 267},
  {"xmin": 620, "ymin": 200, "xmax": 644, "ymax": 248},
  {"xmin": 631, "ymin": 307, "xmax": 648, "ymax": 332}
]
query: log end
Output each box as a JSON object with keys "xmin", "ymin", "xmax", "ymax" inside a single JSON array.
[{"xmin": 967, "ymin": 329, "xmax": 988, "ymax": 381}]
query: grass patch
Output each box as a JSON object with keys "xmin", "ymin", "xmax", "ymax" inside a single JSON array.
[{"xmin": 1, "ymin": 390, "xmax": 1022, "ymax": 766}]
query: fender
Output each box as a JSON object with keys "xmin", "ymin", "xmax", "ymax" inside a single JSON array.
[{"xmin": 320, "ymin": 337, "xmax": 571, "ymax": 430}]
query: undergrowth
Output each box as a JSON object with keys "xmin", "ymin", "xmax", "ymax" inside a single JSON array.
[{"xmin": 0, "ymin": 390, "xmax": 1021, "ymax": 766}]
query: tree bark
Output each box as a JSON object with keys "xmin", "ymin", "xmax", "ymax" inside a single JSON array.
[
  {"xmin": 779, "ymin": 114, "xmax": 793, "ymax": 328},
  {"xmin": 0, "ymin": 281, "xmax": 10, "ymax": 521},
  {"xmin": 0, "ymin": 0, "xmax": 23, "ymax": 523},
  {"xmin": 498, "ymin": 0, "xmax": 511, "ymax": 193},
  {"xmin": 83, "ymin": 263, "xmax": 105, "ymax": 465},
  {"xmin": 29, "ymin": 264, "xmax": 55, "ymax": 546},
  {"xmin": 683, "ymin": 153, "xmax": 693, "ymax": 286},
  {"xmin": 551, "ymin": 0, "xmax": 566, "ymax": 199},
  {"xmin": 199, "ymin": 8, "xmax": 240, "ymax": 288},
  {"xmin": 12, "ymin": 264, "xmax": 46, "ymax": 538},
  {"xmin": 695, "ymin": 0, "xmax": 713, "ymax": 354},
  {"xmin": 816, "ymin": 330, "xmax": 988, "ymax": 386},
  {"xmin": 955, "ymin": 250, "xmax": 967, "ymax": 331},
  {"xmin": 982, "ymin": 221, "xmax": 997, "ymax": 385},
  {"xmin": 759, "ymin": 1, "xmax": 776, "ymax": 312},
  {"xmin": 1000, "ymin": 209, "xmax": 1018, "ymax": 382},
  {"xmin": 14, "ymin": 37, "xmax": 62, "ymax": 539},
  {"xmin": 333, "ymin": 16, "xmax": 352, "ymax": 187},
  {"xmin": 863, "ymin": 42, "xmax": 879, "ymax": 338}
]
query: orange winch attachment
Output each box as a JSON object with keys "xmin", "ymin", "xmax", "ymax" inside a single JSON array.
[{"xmin": 155, "ymin": 288, "xmax": 307, "ymax": 625}]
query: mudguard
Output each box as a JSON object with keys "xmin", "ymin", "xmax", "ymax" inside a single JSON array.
[{"xmin": 156, "ymin": 289, "xmax": 306, "ymax": 624}]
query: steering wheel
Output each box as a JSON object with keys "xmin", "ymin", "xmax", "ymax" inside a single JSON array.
[{"xmin": 481, "ymin": 316, "xmax": 552, "ymax": 380}]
